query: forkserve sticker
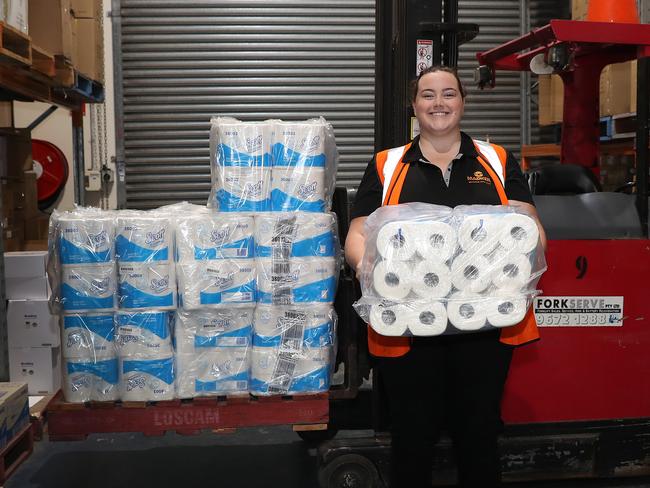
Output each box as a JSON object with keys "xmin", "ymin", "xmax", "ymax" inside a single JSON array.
[{"xmin": 534, "ymin": 296, "xmax": 624, "ymax": 327}]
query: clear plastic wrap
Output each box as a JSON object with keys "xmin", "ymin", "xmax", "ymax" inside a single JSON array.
[
  {"xmin": 61, "ymin": 313, "xmax": 115, "ymax": 360},
  {"xmin": 177, "ymin": 259, "xmax": 256, "ymax": 309},
  {"xmin": 63, "ymin": 356, "xmax": 119, "ymax": 403},
  {"xmin": 117, "ymin": 262, "xmax": 177, "ymax": 310},
  {"xmin": 119, "ymin": 355, "xmax": 175, "ymax": 401},
  {"xmin": 174, "ymin": 308, "xmax": 254, "ymax": 353},
  {"xmin": 253, "ymin": 305, "xmax": 336, "ymax": 349},
  {"xmin": 256, "ymin": 257, "xmax": 338, "ymax": 305},
  {"xmin": 175, "ymin": 213, "xmax": 255, "ymax": 261},
  {"xmin": 176, "ymin": 347, "xmax": 251, "ymax": 398},
  {"xmin": 354, "ymin": 202, "xmax": 547, "ymax": 337},
  {"xmin": 208, "ymin": 117, "xmax": 339, "ymax": 213},
  {"xmin": 115, "ymin": 310, "xmax": 173, "ymax": 358}
]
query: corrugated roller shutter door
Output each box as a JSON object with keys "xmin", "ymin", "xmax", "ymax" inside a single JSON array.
[
  {"xmin": 120, "ymin": 0, "xmax": 376, "ymax": 208},
  {"xmin": 118, "ymin": 1, "xmax": 522, "ymax": 207},
  {"xmin": 458, "ymin": 1, "xmax": 521, "ymax": 154}
]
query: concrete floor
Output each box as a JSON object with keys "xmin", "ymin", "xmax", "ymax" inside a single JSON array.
[{"xmin": 6, "ymin": 428, "xmax": 650, "ymax": 488}]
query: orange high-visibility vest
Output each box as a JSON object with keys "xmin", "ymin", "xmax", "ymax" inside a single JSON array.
[{"xmin": 367, "ymin": 139, "xmax": 540, "ymax": 358}]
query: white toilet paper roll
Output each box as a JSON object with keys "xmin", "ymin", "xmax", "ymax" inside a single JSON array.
[
  {"xmin": 115, "ymin": 311, "xmax": 172, "ymax": 358},
  {"xmin": 405, "ymin": 302, "xmax": 448, "ymax": 336},
  {"xmin": 490, "ymin": 253, "xmax": 532, "ymax": 291},
  {"xmin": 447, "ymin": 293, "xmax": 488, "ymax": 331},
  {"xmin": 64, "ymin": 357, "xmax": 119, "ymax": 402},
  {"xmin": 176, "ymin": 348, "xmax": 250, "ymax": 398},
  {"xmin": 117, "ymin": 262, "xmax": 177, "ymax": 310},
  {"xmin": 178, "ymin": 259, "xmax": 256, "ymax": 309},
  {"xmin": 450, "ymin": 253, "xmax": 492, "ymax": 293},
  {"xmin": 253, "ymin": 305, "xmax": 335, "ymax": 349},
  {"xmin": 369, "ymin": 304, "xmax": 409, "ymax": 336},
  {"xmin": 175, "ymin": 214, "xmax": 255, "ymax": 262},
  {"xmin": 256, "ymin": 257, "xmax": 337, "ymax": 305},
  {"xmin": 174, "ymin": 308, "xmax": 254, "ymax": 353},
  {"xmin": 458, "ymin": 215, "xmax": 499, "ymax": 254},
  {"xmin": 376, "ymin": 221, "xmax": 418, "ymax": 261},
  {"xmin": 498, "ymin": 213, "xmax": 539, "ymax": 254},
  {"xmin": 372, "ymin": 260, "xmax": 412, "ymax": 300},
  {"xmin": 271, "ymin": 121, "xmax": 327, "ymax": 167},
  {"xmin": 250, "ymin": 346, "xmax": 331, "ymax": 395},
  {"xmin": 409, "ymin": 259, "xmax": 452, "ymax": 298},
  {"xmin": 213, "ymin": 118, "xmax": 273, "ymax": 167},
  {"xmin": 61, "ymin": 264, "xmax": 117, "ymax": 312},
  {"xmin": 254, "ymin": 212, "xmax": 337, "ymax": 258},
  {"xmin": 116, "ymin": 216, "xmax": 172, "ymax": 263},
  {"xmin": 58, "ymin": 216, "xmax": 115, "ymax": 264},
  {"xmin": 486, "ymin": 293, "xmax": 528, "ymax": 328},
  {"xmin": 119, "ymin": 355, "xmax": 175, "ymax": 401},
  {"xmin": 62, "ymin": 313, "xmax": 115, "ymax": 359},
  {"xmin": 410, "ymin": 221, "xmax": 458, "ymax": 262},
  {"xmin": 271, "ymin": 166, "xmax": 327, "ymax": 212},
  {"xmin": 214, "ymin": 167, "xmax": 271, "ymax": 212}
]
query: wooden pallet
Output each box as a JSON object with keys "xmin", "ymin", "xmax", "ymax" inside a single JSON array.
[
  {"xmin": 54, "ymin": 55, "xmax": 74, "ymax": 87},
  {"xmin": 29, "ymin": 44, "xmax": 55, "ymax": 78},
  {"xmin": 0, "ymin": 424, "xmax": 34, "ymax": 484},
  {"xmin": 46, "ymin": 391, "xmax": 329, "ymax": 441},
  {"xmin": 0, "ymin": 21, "xmax": 31, "ymax": 66}
]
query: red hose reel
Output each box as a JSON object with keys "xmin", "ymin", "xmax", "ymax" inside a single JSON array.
[{"xmin": 31, "ymin": 139, "xmax": 69, "ymax": 209}]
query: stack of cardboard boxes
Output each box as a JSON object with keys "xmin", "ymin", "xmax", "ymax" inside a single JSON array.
[
  {"xmin": 5, "ymin": 251, "xmax": 62, "ymax": 395},
  {"xmin": 28, "ymin": 0, "xmax": 104, "ymax": 82},
  {"xmin": 538, "ymin": 0, "xmax": 638, "ymax": 125}
]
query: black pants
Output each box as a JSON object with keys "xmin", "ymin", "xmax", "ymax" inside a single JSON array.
[{"xmin": 374, "ymin": 329, "xmax": 513, "ymax": 488}]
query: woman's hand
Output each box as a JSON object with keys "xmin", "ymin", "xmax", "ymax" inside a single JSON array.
[
  {"xmin": 508, "ymin": 200, "xmax": 548, "ymax": 251},
  {"xmin": 345, "ymin": 217, "xmax": 367, "ymax": 280}
]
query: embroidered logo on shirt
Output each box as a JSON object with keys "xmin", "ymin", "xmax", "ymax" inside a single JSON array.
[{"xmin": 467, "ymin": 171, "xmax": 492, "ymax": 185}]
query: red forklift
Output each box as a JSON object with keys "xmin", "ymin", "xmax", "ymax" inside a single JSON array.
[{"xmin": 317, "ymin": 1, "xmax": 650, "ymax": 486}]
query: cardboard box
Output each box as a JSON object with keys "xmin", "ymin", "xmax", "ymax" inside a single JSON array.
[
  {"xmin": 9, "ymin": 347, "xmax": 62, "ymax": 395},
  {"xmin": 1, "ymin": 0, "xmax": 28, "ymax": 34},
  {"xmin": 572, "ymin": 0, "xmax": 588, "ymax": 20},
  {"xmin": 70, "ymin": 0, "xmax": 101, "ymax": 18},
  {"xmin": 4, "ymin": 251, "xmax": 50, "ymax": 300},
  {"xmin": 73, "ymin": 17, "xmax": 103, "ymax": 82},
  {"xmin": 538, "ymin": 74, "xmax": 564, "ymax": 126},
  {"xmin": 8, "ymin": 299, "xmax": 60, "ymax": 347},
  {"xmin": 0, "ymin": 382, "xmax": 29, "ymax": 448},
  {"xmin": 600, "ymin": 61, "xmax": 637, "ymax": 116},
  {"xmin": 28, "ymin": 0, "xmax": 74, "ymax": 60}
]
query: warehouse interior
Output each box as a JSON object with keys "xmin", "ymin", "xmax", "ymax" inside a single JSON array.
[{"xmin": 1, "ymin": 0, "xmax": 650, "ymax": 487}]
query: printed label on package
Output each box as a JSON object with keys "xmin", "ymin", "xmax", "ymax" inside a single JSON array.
[{"xmin": 534, "ymin": 296, "xmax": 624, "ymax": 327}]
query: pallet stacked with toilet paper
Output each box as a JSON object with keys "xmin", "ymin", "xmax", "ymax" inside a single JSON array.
[
  {"xmin": 354, "ymin": 202, "xmax": 546, "ymax": 336},
  {"xmin": 208, "ymin": 117, "xmax": 339, "ymax": 396}
]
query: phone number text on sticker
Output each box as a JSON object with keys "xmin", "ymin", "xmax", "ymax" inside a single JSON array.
[{"xmin": 534, "ymin": 296, "xmax": 623, "ymax": 327}]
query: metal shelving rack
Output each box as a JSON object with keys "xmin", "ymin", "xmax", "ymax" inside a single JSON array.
[{"xmin": 0, "ymin": 42, "xmax": 104, "ymax": 380}]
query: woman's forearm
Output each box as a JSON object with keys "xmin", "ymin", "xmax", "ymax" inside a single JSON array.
[{"xmin": 345, "ymin": 217, "xmax": 367, "ymax": 275}]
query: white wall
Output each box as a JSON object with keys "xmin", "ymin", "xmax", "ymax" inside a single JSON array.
[{"xmin": 13, "ymin": 0, "xmax": 117, "ymax": 211}]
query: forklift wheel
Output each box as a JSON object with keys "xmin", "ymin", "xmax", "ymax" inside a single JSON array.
[
  {"xmin": 318, "ymin": 453, "xmax": 381, "ymax": 488},
  {"xmin": 296, "ymin": 428, "xmax": 339, "ymax": 444}
]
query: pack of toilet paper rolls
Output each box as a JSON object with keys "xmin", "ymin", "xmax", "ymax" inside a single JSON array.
[
  {"xmin": 253, "ymin": 305, "xmax": 336, "ymax": 349},
  {"xmin": 62, "ymin": 313, "xmax": 116, "ymax": 360},
  {"xmin": 256, "ymin": 257, "xmax": 338, "ymax": 305},
  {"xmin": 115, "ymin": 311, "xmax": 173, "ymax": 358},
  {"xmin": 353, "ymin": 202, "xmax": 546, "ymax": 336},
  {"xmin": 176, "ymin": 347, "xmax": 250, "ymax": 398},
  {"xmin": 178, "ymin": 259, "xmax": 256, "ymax": 309},
  {"xmin": 250, "ymin": 346, "xmax": 333, "ymax": 396},
  {"xmin": 174, "ymin": 308, "xmax": 254, "ymax": 353},
  {"xmin": 63, "ymin": 356, "xmax": 119, "ymax": 402},
  {"xmin": 254, "ymin": 212, "xmax": 339, "ymax": 259},
  {"xmin": 208, "ymin": 117, "xmax": 338, "ymax": 212},
  {"xmin": 175, "ymin": 213, "xmax": 255, "ymax": 262},
  {"xmin": 117, "ymin": 262, "xmax": 177, "ymax": 310},
  {"xmin": 115, "ymin": 211, "xmax": 173, "ymax": 263}
]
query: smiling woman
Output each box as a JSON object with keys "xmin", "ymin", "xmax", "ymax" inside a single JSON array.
[{"xmin": 344, "ymin": 65, "xmax": 547, "ymax": 488}]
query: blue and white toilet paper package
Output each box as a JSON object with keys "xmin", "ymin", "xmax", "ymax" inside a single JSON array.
[
  {"xmin": 115, "ymin": 311, "xmax": 173, "ymax": 357},
  {"xmin": 256, "ymin": 257, "xmax": 337, "ymax": 305},
  {"xmin": 174, "ymin": 309, "xmax": 254, "ymax": 353},
  {"xmin": 117, "ymin": 262, "xmax": 177, "ymax": 310},
  {"xmin": 119, "ymin": 355, "xmax": 175, "ymax": 401},
  {"xmin": 57, "ymin": 215, "xmax": 114, "ymax": 264},
  {"xmin": 62, "ymin": 313, "xmax": 115, "ymax": 359},
  {"xmin": 60, "ymin": 265, "xmax": 117, "ymax": 312},
  {"xmin": 176, "ymin": 347, "xmax": 250, "ymax": 398},
  {"xmin": 116, "ymin": 214, "xmax": 172, "ymax": 263},
  {"xmin": 175, "ymin": 214, "xmax": 255, "ymax": 261},
  {"xmin": 63, "ymin": 356, "xmax": 119, "ymax": 402},
  {"xmin": 253, "ymin": 305, "xmax": 336, "ymax": 349}
]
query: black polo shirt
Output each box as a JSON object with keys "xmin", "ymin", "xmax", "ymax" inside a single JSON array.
[{"xmin": 351, "ymin": 132, "xmax": 533, "ymax": 219}]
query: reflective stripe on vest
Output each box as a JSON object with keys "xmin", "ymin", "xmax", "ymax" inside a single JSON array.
[{"xmin": 367, "ymin": 139, "xmax": 540, "ymax": 357}]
